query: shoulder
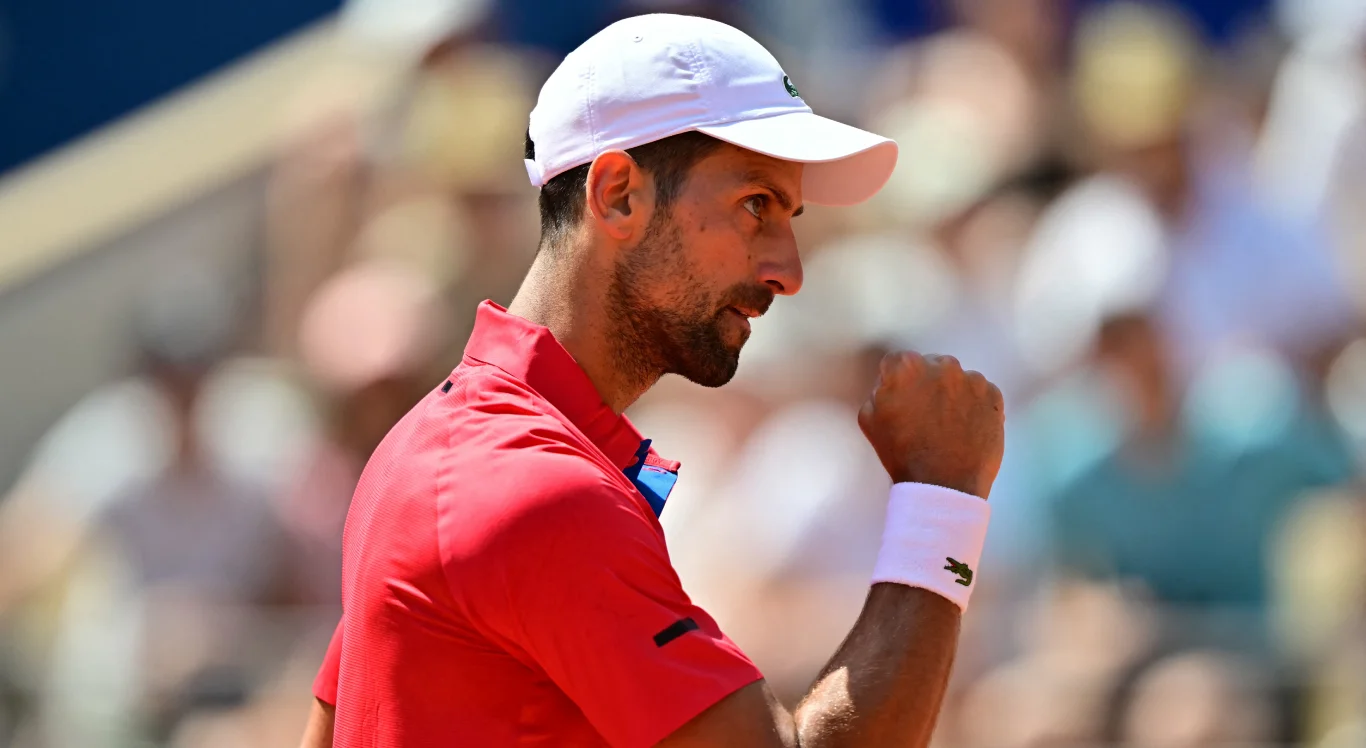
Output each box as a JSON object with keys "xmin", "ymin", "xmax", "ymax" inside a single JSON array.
[
  {"xmin": 432, "ymin": 361, "xmax": 663, "ymax": 559},
  {"xmin": 437, "ymin": 445, "xmax": 675, "ymax": 625},
  {"xmin": 438, "ymin": 363, "xmax": 595, "ymax": 454},
  {"xmin": 438, "ymin": 362, "xmax": 634, "ymax": 512},
  {"xmin": 439, "ymin": 444, "xmax": 653, "ymax": 560}
]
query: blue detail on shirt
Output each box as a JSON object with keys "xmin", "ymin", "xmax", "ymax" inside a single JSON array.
[{"xmin": 623, "ymin": 439, "xmax": 679, "ymax": 518}]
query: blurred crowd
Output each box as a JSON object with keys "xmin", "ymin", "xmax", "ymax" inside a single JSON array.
[{"xmin": 3, "ymin": 0, "xmax": 1366, "ymax": 746}]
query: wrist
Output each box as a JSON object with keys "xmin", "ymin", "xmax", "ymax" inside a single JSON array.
[
  {"xmin": 887, "ymin": 472, "xmax": 988, "ymax": 500},
  {"xmin": 871, "ymin": 482, "xmax": 991, "ymax": 612}
]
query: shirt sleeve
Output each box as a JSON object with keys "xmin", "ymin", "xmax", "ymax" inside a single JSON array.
[
  {"xmin": 312, "ymin": 619, "xmax": 343, "ymax": 705},
  {"xmin": 443, "ymin": 459, "xmax": 762, "ymax": 748}
]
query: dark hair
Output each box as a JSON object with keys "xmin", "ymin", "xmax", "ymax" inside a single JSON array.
[{"xmin": 526, "ymin": 130, "xmax": 725, "ymax": 249}]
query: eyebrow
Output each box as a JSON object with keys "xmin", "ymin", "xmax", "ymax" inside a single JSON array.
[{"xmin": 741, "ymin": 171, "xmax": 804, "ymax": 217}]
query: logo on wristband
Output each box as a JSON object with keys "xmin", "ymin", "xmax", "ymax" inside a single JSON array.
[{"xmin": 944, "ymin": 557, "xmax": 973, "ymax": 587}]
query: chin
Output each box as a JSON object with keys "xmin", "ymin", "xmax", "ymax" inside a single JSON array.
[
  {"xmin": 678, "ymin": 350, "xmax": 741, "ymax": 388},
  {"xmin": 683, "ymin": 368, "xmax": 739, "ymax": 389},
  {"xmin": 666, "ymin": 317, "xmax": 747, "ymax": 388}
]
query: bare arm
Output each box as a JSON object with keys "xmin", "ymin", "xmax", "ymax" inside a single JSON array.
[
  {"xmin": 662, "ymin": 352, "xmax": 1002, "ymax": 747},
  {"xmin": 662, "ymin": 584, "xmax": 959, "ymax": 748},
  {"xmin": 298, "ymin": 698, "xmax": 335, "ymax": 748},
  {"xmin": 794, "ymin": 583, "xmax": 960, "ymax": 744}
]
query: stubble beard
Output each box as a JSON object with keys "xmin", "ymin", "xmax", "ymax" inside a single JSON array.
[{"xmin": 606, "ymin": 214, "xmax": 748, "ymax": 391}]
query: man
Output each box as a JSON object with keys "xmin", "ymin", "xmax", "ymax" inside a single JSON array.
[{"xmin": 300, "ymin": 14, "xmax": 1003, "ymax": 747}]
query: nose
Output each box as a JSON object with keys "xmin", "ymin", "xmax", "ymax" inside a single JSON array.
[{"xmin": 757, "ymin": 232, "xmax": 803, "ymax": 296}]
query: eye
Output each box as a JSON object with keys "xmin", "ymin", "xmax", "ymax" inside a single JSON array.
[{"xmin": 743, "ymin": 195, "xmax": 767, "ymax": 219}]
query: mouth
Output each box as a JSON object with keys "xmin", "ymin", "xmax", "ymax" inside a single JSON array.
[{"xmin": 725, "ymin": 306, "xmax": 754, "ymax": 334}]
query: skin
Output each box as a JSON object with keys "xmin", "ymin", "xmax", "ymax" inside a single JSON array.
[
  {"xmin": 300, "ymin": 699, "xmax": 334, "ymax": 748},
  {"xmin": 300, "ymin": 142, "xmax": 1006, "ymax": 747}
]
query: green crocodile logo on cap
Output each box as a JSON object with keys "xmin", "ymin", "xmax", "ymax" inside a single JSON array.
[{"xmin": 783, "ymin": 75, "xmax": 800, "ymax": 98}]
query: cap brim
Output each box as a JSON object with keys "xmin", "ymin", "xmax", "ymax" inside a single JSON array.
[{"xmin": 696, "ymin": 112, "xmax": 898, "ymax": 206}]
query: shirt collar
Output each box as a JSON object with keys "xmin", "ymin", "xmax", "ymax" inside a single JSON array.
[{"xmin": 462, "ymin": 300, "xmax": 645, "ymax": 470}]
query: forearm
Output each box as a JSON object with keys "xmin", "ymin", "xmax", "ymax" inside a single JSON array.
[
  {"xmin": 299, "ymin": 698, "xmax": 336, "ymax": 748},
  {"xmin": 792, "ymin": 583, "xmax": 961, "ymax": 748}
]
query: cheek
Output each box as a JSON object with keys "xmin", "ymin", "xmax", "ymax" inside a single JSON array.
[
  {"xmin": 621, "ymin": 217, "xmax": 706, "ymax": 310},
  {"xmin": 680, "ymin": 207, "xmax": 754, "ymax": 274},
  {"xmin": 675, "ymin": 234, "xmax": 751, "ymax": 308}
]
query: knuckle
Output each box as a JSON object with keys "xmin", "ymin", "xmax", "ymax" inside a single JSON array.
[
  {"xmin": 858, "ymin": 395, "xmax": 875, "ymax": 416},
  {"xmin": 986, "ymin": 384, "xmax": 1005, "ymax": 416},
  {"xmin": 858, "ymin": 399, "xmax": 881, "ymax": 435},
  {"xmin": 932, "ymin": 354, "xmax": 962, "ymax": 372},
  {"xmin": 923, "ymin": 354, "xmax": 962, "ymax": 382},
  {"xmin": 879, "ymin": 352, "xmax": 902, "ymax": 377},
  {"xmin": 967, "ymin": 371, "xmax": 993, "ymax": 397},
  {"xmin": 881, "ymin": 350, "xmax": 924, "ymax": 379}
]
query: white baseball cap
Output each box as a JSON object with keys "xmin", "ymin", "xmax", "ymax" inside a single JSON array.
[{"xmin": 524, "ymin": 14, "xmax": 899, "ymax": 206}]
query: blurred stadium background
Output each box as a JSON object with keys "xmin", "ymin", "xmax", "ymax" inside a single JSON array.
[{"xmin": 2, "ymin": 0, "xmax": 1365, "ymax": 746}]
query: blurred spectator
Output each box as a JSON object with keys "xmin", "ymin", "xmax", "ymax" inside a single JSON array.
[
  {"xmin": 1257, "ymin": 0, "xmax": 1366, "ymax": 220},
  {"xmin": 1270, "ymin": 486, "xmax": 1366, "ymax": 745},
  {"xmin": 1320, "ymin": 20, "xmax": 1366, "ymax": 318},
  {"xmin": 280, "ymin": 259, "xmax": 451, "ymax": 608},
  {"xmin": 1119, "ymin": 649, "xmax": 1278, "ymax": 747},
  {"xmin": 1017, "ymin": 1, "xmax": 1360, "ymax": 381},
  {"xmin": 0, "ymin": 266, "xmax": 312, "ymax": 747},
  {"xmin": 264, "ymin": 0, "xmax": 538, "ymax": 361},
  {"xmin": 1325, "ymin": 337, "xmax": 1366, "ymax": 460},
  {"xmin": 92, "ymin": 342, "xmax": 290, "ymax": 743},
  {"xmin": 0, "ymin": 266, "xmax": 243, "ymax": 609},
  {"xmin": 1048, "ymin": 314, "xmax": 1200, "ymax": 599},
  {"xmin": 1049, "ymin": 313, "xmax": 1352, "ymax": 617},
  {"xmin": 863, "ymin": 6, "xmax": 1064, "ymax": 230},
  {"xmin": 0, "ymin": 267, "xmax": 314, "ymax": 616},
  {"xmin": 950, "ymin": 579, "xmax": 1160, "ymax": 747}
]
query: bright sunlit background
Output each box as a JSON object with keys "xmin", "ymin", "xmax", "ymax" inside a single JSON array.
[{"xmin": 1, "ymin": 0, "xmax": 1365, "ymax": 746}]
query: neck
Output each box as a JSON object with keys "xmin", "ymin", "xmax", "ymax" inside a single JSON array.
[{"xmin": 508, "ymin": 244, "xmax": 661, "ymax": 414}]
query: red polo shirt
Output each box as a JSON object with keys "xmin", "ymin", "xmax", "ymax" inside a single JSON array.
[{"xmin": 313, "ymin": 301, "xmax": 761, "ymax": 747}]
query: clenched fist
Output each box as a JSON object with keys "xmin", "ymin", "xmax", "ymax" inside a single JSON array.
[{"xmin": 858, "ymin": 352, "xmax": 1005, "ymax": 499}]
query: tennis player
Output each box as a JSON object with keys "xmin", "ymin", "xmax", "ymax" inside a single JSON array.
[{"xmin": 299, "ymin": 13, "xmax": 1003, "ymax": 748}]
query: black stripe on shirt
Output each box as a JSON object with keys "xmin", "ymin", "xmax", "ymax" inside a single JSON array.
[{"xmin": 653, "ymin": 617, "xmax": 699, "ymax": 647}]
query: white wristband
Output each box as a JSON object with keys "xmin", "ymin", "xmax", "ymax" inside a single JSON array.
[{"xmin": 871, "ymin": 483, "xmax": 991, "ymax": 612}]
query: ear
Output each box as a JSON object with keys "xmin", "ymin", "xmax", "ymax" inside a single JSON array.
[{"xmin": 585, "ymin": 150, "xmax": 654, "ymax": 242}]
